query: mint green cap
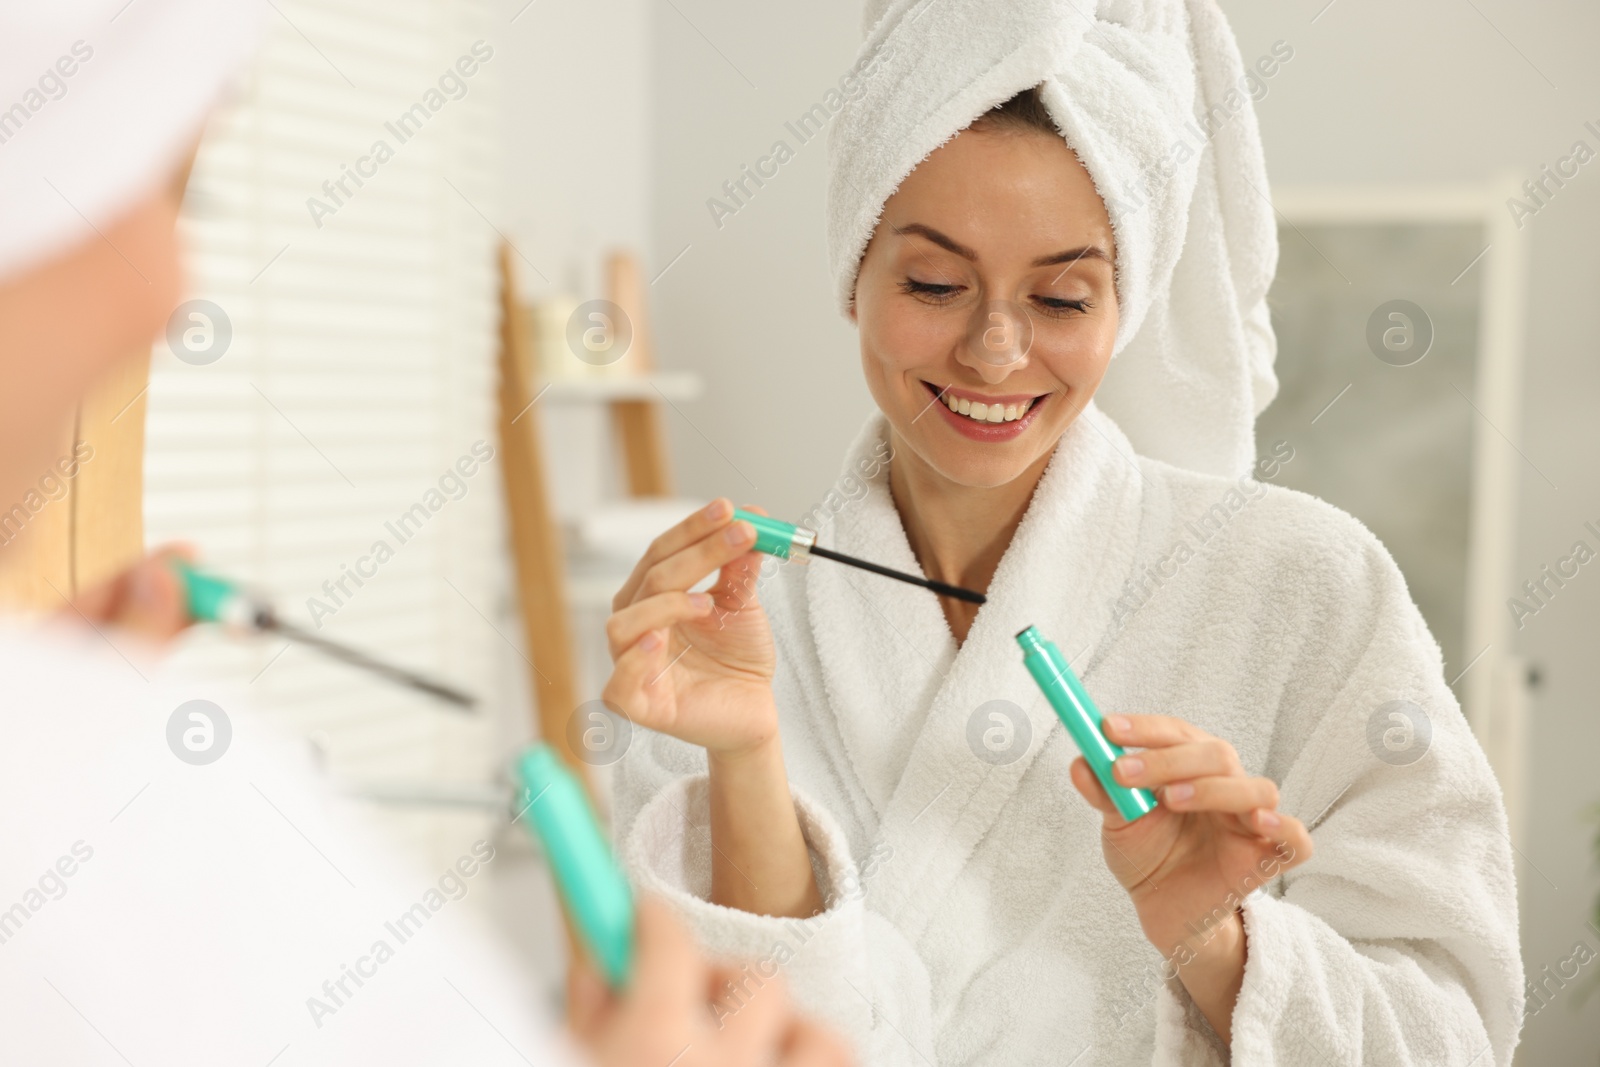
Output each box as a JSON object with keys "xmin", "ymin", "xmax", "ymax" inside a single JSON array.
[
  {"xmin": 731, "ymin": 507, "xmax": 815, "ymax": 561},
  {"xmin": 169, "ymin": 559, "xmax": 240, "ymax": 624}
]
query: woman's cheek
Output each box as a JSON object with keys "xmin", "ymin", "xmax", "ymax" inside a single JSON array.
[
  {"xmin": 876, "ymin": 299, "xmax": 947, "ymax": 364},
  {"xmin": 1037, "ymin": 321, "xmax": 1113, "ymax": 393},
  {"xmin": 862, "ymin": 307, "xmax": 943, "ymax": 407}
]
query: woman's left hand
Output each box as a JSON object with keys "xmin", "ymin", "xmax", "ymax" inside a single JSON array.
[{"xmin": 1068, "ymin": 713, "xmax": 1313, "ymax": 959}]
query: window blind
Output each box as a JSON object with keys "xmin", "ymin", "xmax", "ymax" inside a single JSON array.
[{"xmin": 144, "ymin": 0, "xmax": 513, "ymax": 864}]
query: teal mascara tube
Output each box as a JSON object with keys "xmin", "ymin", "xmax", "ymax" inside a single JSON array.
[
  {"xmin": 1015, "ymin": 625, "xmax": 1157, "ymax": 823},
  {"xmin": 515, "ymin": 744, "xmax": 635, "ymax": 989}
]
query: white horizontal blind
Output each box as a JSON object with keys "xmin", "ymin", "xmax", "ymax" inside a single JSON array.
[{"xmin": 144, "ymin": 0, "xmax": 514, "ymax": 862}]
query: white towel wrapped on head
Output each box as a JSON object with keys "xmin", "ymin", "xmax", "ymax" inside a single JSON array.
[
  {"xmin": 827, "ymin": 0, "xmax": 1279, "ymax": 479},
  {"xmin": 0, "ymin": 0, "xmax": 261, "ymax": 284}
]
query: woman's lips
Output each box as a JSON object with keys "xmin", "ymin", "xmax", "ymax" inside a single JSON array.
[{"xmin": 921, "ymin": 380, "xmax": 1049, "ymax": 443}]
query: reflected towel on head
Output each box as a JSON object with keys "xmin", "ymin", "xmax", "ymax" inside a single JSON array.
[
  {"xmin": 827, "ymin": 0, "xmax": 1280, "ymax": 478},
  {"xmin": 0, "ymin": 0, "xmax": 262, "ymax": 284}
]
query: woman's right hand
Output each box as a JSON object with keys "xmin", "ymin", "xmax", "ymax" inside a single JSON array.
[
  {"xmin": 602, "ymin": 497, "xmax": 778, "ymax": 757},
  {"xmin": 64, "ymin": 542, "xmax": 198, "ymax": 645},
  {"xmin": 605, "ymin": 498, "xmax": 824, "ymax": 919}
]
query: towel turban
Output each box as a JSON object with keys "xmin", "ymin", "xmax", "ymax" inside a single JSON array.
[
  {"xmin": 827, "ymin": 0, "xmax": 1281, "ymax": 478},
  {"xmin": 0, "ymin": 0, "xmax": 261, "ymax": 285}
]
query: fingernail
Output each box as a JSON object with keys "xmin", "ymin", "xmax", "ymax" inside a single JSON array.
[
  {"xmin": 1165, "ymin": 783, "xmax": 1194, "ymax": 803},
  {"xmin": 129, "ymin": 565, "xmax": 162, "ymax": 608},
  {"xmin": 688, "ymin": 592, "xmax": 713, "ymax": 611},
  {"xmin": 639, "ymin": 630, "xmax": 663, "ymax": 651},
  {"xmin": 1105, "ymin": 715, "xmax": 1130, "ymax": 737},
  {"xmin": 1258, "ymin": 810, "xmax": 1281, "ymax": 830},
  {"xmin": 1117, "ymin": 756, "xmax": 1144, "ymax": 780},
  {"xmin": 703, "ymin": 498, "xmax": 730, "ymax": 520},
  {"xmin": 724, "ymin": 522, "xmax": 750, "ymax": 546}
]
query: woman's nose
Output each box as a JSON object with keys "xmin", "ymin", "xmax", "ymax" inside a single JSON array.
[{"xmin": 957, "ymin": 299, "xmax": 1033, "ymax": 384}]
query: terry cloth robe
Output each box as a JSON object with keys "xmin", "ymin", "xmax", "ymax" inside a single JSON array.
[
  {"xmin": 0, "ymin": 623, "xmax": 582, "ymax": 1066},
  {"xmin": 613, "ymin": 403, "xmax": 1524, "ymax": 1066}
]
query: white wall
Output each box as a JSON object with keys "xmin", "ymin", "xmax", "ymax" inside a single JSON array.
[
  {"xmin": 499, "ymin": 0, "xmax": 653, "ymax": 300},
  {"xmin": 647, "ymin": 2, "xmax": 872, "ymax": 521},
  {"xmin": 1229, "ymin": 3, "xmax": 1600, "ymax": 1061},
  {"xmin": 499, "ymin": 0, "xmax": 656, "ymax": 523}
]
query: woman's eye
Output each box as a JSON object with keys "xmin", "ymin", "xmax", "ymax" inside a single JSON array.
[
  {"xmin": 1033, "ymin": 295, "xmax": 1093, "ymax": 319},
  {"xmin": 899, "ymin": 279, "xmax": 1092, "ymax": 318},
  {"xmin": 898, "ymin": 278, "xmax": 962, "ymax": 303}
]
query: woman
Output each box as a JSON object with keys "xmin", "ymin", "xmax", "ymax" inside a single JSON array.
[
  {"xmin": 0, "ymin": 3, "xmax": 847, "ymax": 1065},
  {"xmin": 601, "ymin": 0, "xmax": 1523, "ymax": 1063}
]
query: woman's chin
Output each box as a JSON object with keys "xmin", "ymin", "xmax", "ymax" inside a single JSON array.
[{"xmin": 895, "ymin": 418, "xmax": 1057, "ymax": 491}]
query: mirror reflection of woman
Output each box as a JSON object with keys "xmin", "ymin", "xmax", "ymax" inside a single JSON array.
[{"xmin": 602, "ymin": 1, "xmax": 1523, "ymax": 1062}]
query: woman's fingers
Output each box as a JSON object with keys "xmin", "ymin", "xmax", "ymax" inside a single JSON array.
[
  {"xmin": 778, "ymin": 1017, "xmax": 856, "ymax": 1067},
  {"xmin": 1113, "ymin": 738, "xmax": 1242, "ymax": 790},
  {"xmin": 628, "ymin": 897, "xmax": 704, "ymax": 1020},
  {"xmin": 1068, "ymin": 757, "xmax": 1125, "ymax": 822},
  {"xmin": 1101, "ymin": 713, "xmax": 1207, "ymax": 749},
  {"xmin": 1156, "ymin": 774, "xmax": 1279, "ymax": 815},
  {"xmin": 711, "ymin": 503, "xmax": 771, "ymax": 614},
  {"xmin": 1246, "ymin": 810, "xmax": 1313, "ymax": 868},
  {"xmin": 708, "ymin": 540, "xmax": 765, "ymax": 616},
  {"xmin": 68, "ymin": 543, "xmax": 197, "ymax": 638},
  {"xmin": 631, "ymin": 516, "xmax": 757, "ymax": 605},
  {"xmin": 605, "ymin": 591, "xmax": 715, "ymax": 659},
  {"xmin": 599, "ymin": 630, "xmax": 670, "ymax": 724},
  {"xmin": 613, "ymin": 498, "xmax": 742, "ymax": 611},
  {"xmin": 706, "ymin": 960, "xmax": 790, "ymax": 1064},
  {"xmin": 564, "ymin": 954, "xmax": 610, "ymax": 1037}
]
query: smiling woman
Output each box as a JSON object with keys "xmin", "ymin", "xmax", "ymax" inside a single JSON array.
[
  {"xmin": 852, "ymin": 87, "xmax": 1122, "ymax": 643},
  {"xmin": 849, "ymin": 97, "xmax": 1123, "ymax": 644},
  {"xmin": 601, "ymin": 1, "xmax": 1523, "ymax": 1065}
]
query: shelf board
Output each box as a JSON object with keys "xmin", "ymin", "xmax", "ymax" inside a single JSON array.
[{"xmin": 538, "ymin": 371, "xmax": 703, "ymax": 403}]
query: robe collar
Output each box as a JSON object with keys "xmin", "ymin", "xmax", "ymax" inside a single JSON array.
[{"xmin": 802, "ymin": 399, "xmax": 1147, "ymax": 932}]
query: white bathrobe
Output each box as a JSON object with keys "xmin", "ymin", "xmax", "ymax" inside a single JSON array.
[
  {"xmin": 614, "ymin": 402, "xmax": 1523, "ymax": 1066},
  {"xmin": 0, "ymin": 623, "xmax": 580, "ymax": 1066}
]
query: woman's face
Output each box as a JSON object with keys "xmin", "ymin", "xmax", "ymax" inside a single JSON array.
[
  {"xmin": 852, "ymin": 123, "xmax": 1119, "ymax": 490},
  {"xmin": 0, "ymin": 165, "xmax": 187, "ymax": 525}
]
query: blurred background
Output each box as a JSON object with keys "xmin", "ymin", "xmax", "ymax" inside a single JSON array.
[{"xmin": 11, "ymin": 0, "xmax": 1594, "ymax": 1059}]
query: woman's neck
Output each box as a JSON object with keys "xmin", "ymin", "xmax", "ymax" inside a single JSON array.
[{"xmin": 886, "ymin": 430, "xmax": 1053, "ymax": 645}]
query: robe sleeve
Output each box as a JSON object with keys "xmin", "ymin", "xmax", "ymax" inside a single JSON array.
[
  {"xmin": 611, "ymin": 734, "xmax": 935, "ymax": 1063},
  {"xmin": 1152, "ymin": 522, "xmax": 1524, "ymax": 1066}
]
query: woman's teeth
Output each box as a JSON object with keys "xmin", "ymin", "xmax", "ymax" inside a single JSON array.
[{"xmin": 945, "ymin": 393, "xmax": 1034, "ymax": 423}]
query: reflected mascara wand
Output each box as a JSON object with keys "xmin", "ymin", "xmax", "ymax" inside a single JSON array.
[{"xmin": 171, "ymin": 560, "xmax": 478, "ymax": 710}]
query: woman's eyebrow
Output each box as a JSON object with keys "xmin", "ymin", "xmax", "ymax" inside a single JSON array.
[
  {"xmin": 895, "ymin": 222, "xmax": 977, "ymax": 259},
  {"xmin": 895, "ymin": 222, "xmax": 1109, "ymax": 269},
  {"xmin": 1032, "ymin": 245, "xmax": 1110, "ymax": 268}
]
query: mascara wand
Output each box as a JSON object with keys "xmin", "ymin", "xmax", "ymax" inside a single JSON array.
[
  {"xmin": 171, "ymin": 560, "xmax": 478, "ymax": 710},
  {"xmin": 732, "ymin": 508, "xmax": 986, "ymax": 604}
]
